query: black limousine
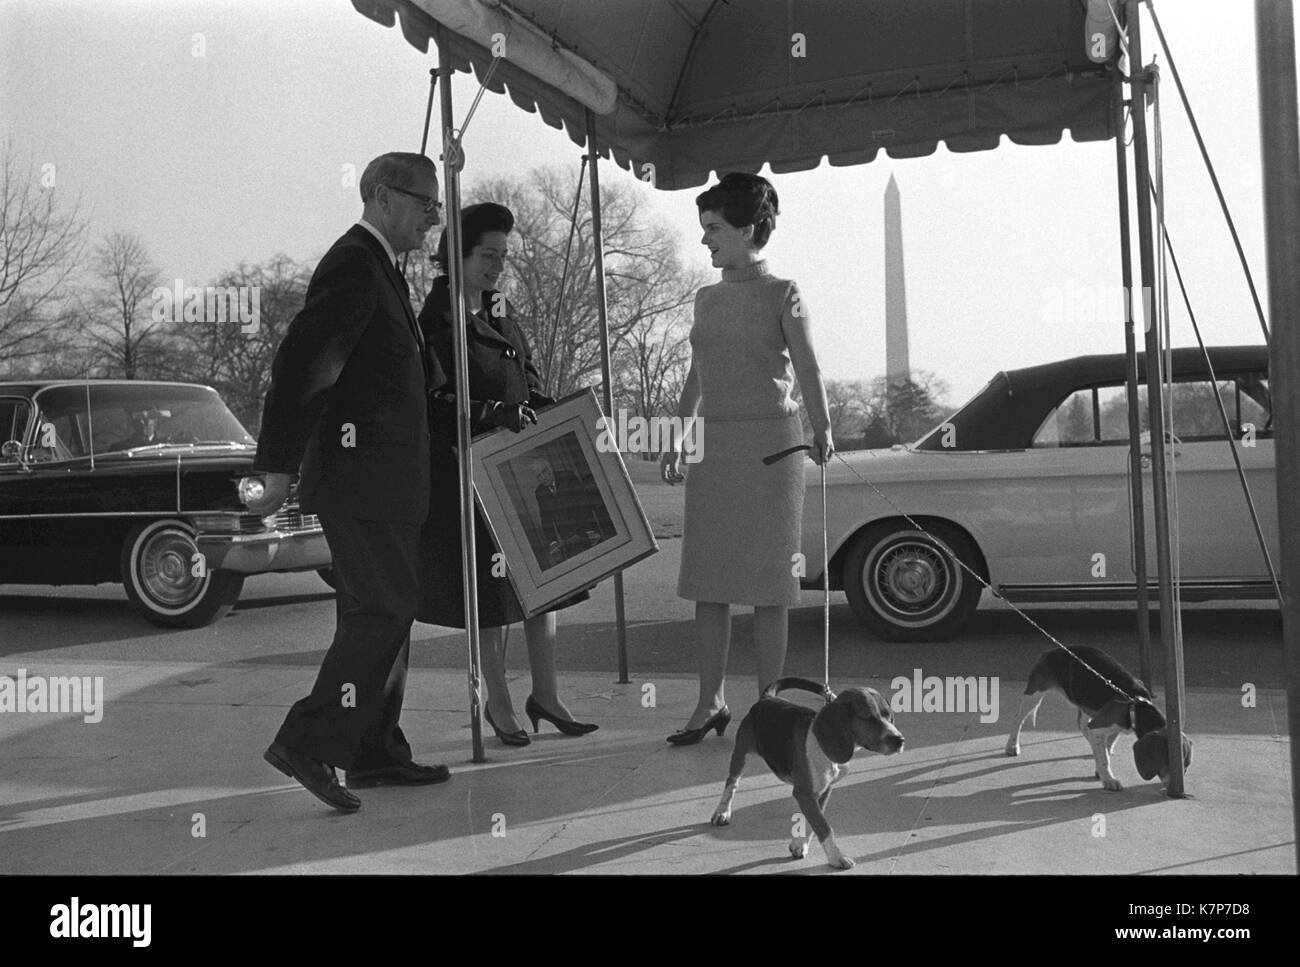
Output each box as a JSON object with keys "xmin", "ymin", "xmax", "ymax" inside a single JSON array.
[{"xmin": 0, "ymin": 380, "xmax": 331, "ymax": 627}]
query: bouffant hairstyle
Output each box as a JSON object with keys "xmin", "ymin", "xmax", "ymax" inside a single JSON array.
[
  {"xmin": 433, "ymin": 202, "xmax": 515, "ymax": 273},
  {"xmin": 358, "ymin": 152, "xmax": 437, "ymax": 204},
  {"xmin": 695, "ymin": 172, "xmax": 780, "ymax": 249}
]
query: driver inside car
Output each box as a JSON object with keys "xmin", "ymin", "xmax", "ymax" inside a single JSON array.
[{"xmin": 114, "ymin": 409, "xmax": 167, "ymax": 450}]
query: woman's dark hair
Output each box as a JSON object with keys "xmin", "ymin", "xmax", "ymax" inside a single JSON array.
[
  {"xmin": 695, "ymin": 172, "xmax": 780, "ymax": 249},
  {"xmin": 433, "ymin": 202, "xmax": 515, "ymax": 271}
]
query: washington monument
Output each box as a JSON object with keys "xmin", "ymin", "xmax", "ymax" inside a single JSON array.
[{"xmin": 884, "ymin": 173, "xmax": 910, "ymax": 384}]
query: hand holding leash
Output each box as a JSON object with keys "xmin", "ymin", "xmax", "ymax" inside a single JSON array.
[{"xmin": 812, "ymin": 428, "xmax": 835, "ymax": 465}]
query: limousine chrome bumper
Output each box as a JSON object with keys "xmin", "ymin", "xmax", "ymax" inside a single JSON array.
[{"xmin": 193, "ymin": 505, "xmax": 331, "ymax": 574}]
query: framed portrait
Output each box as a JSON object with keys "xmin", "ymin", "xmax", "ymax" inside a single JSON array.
[{"xmin": 470, "ymin": 388, "xmax": 658, "ymax": 617}]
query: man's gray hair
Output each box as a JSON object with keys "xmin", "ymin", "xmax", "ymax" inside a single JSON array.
[{"xmin": 359, "ymin": 152, "xmax": 437, "ymax": 203}]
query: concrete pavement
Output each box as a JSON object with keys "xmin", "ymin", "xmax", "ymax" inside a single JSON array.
[
  {"xmin": 0, "ymin": 534, "xmax": 1292, "ymax": 875},
  {"xmin": 0, "ymin": 656, "xmax": 1291, "ymax": 874}
]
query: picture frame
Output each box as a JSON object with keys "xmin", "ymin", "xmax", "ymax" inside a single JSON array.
[{"xmin": 470, "ymin": 388, "xmax": 659, "ymax": 617}]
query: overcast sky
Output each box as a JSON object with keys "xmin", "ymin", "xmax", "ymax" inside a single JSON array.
[{"xmin": 0, "ymin": 0, "xmax": 1291, "ymax": 403}]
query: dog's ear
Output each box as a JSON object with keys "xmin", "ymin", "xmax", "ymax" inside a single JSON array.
[
  {"xmin": 1133, "ymin": 731, "xmax": 1168, "ymax": 781},
  {"xmin": 1088, "ymin": 699, "xmax": 1132, "ymax": 731},
  {"xmin": 812, "ymin": 694, "xmax": 858, "ymax": 764}
]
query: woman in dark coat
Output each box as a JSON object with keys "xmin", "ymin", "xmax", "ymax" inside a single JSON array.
[{"xmin": 417, "ymin": 202, "xmax": 596, "ymax": 746}]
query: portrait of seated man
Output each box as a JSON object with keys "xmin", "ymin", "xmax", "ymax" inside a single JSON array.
[{"xmin": 530, "ymin": 456, "xmax": 615, "ymax": 568}]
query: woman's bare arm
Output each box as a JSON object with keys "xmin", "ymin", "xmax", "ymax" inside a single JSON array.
[{"xmin": 781, "ymin": 283, "xmax": 834, "ymax": 463}]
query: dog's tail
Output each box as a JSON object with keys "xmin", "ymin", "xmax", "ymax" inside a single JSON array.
[{"xmin": 763, "ymin": 677, "xmax": 836, "ymax": 702}]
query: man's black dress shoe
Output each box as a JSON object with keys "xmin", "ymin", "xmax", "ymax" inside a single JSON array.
[
  {"xmin": 264, "ymin": 742, "xmax": 361, "ymax": 812},
  {"xmin": 345, "ymin": 764, "xmax": 452, "ymax": 785},
  {"xmin": 345, "ymin": 761, "xmax": 452, "ymax": 787}
]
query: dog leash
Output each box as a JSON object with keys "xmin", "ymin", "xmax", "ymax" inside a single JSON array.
[
  {"xmin": 763, "ymin": 443, "xmax": 832, "ymax": 699},
  {"xmin": 826, "ymin": 451, "xmax": 1146, "ymax": 703},
  {"xmin": 762, "ymin": 443, "xmax": 1144, "ymax": 704}
]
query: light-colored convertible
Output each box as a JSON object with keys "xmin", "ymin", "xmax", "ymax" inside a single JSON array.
[{"xmin": 801, "ymin": 346, "xmax": 1278, "ymax": 641}]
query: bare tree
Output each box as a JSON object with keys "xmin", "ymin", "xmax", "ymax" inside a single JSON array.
[
  {"xmin": 826, "ymin": 378, "xmax": 882, "ymax": 443},
  {"xmin": 70, "ymin": 232, "xmax": 169, "ymax": 379},
  {"xmin": 401, "ymin": 236, "xmax": 440, "ymax": 315},
  {"xmin": 0, "ymin": 142, "xmax": 88, "ymax": 372},
  {"xmin": 166, "ymin": 253, "xmax": 313, "ymax": 431},
  {"xmin": 874, "ymin": 369, "xmax": 951, "ymax": 443},
  {"xmin": 461, "ymin": 167, "xmax": 706, "ymax": 398},
  {"xmin": 796, "ymin": 370, "xmax": 952, "ymax": 449},
  {"xmin": 795, "ymin": 378, "xmax": 882, "ymax": 448},
  {"xmin": 613, "ymin": 310, "xmax": 692, "ymax": 457}
]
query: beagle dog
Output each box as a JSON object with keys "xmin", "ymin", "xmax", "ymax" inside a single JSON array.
[
  {"xmin": 710, "ymin": 677, "xmax": 904, "ymax": 870},
  {"xmin": 1005, "ymin": 645, "xmax": 1192, "ymax": 791}
]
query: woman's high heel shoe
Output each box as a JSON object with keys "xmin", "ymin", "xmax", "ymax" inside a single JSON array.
[
  {"xmin": 666, "ymin": 706, "xmax": 731, "ymax": 746},
  {"xmin": 525, "ymin": 695, "xmax": 599, "ymax": 736},
  {"xmin": 484, "ymin": 705, "xmax": 530, "ymax": 747}
]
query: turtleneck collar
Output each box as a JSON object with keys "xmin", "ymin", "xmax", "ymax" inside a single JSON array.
[{"xmin": 721, "ymin": 260, "xmax": 770, "ymax": 282}]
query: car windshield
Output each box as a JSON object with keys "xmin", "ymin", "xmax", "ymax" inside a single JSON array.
[{"xmin": 29, "ymin": 383, "xmax": 255, "ymax": 461}]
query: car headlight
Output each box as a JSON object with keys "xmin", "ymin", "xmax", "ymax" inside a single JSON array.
[{"xmin": 237, "ymin": 475, "xmax": 266, "ymax": 505}]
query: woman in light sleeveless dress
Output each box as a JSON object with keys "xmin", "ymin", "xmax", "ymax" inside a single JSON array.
[{"xmin": 660, "ymin": 173, "xmax": 834, "ymax": 744}]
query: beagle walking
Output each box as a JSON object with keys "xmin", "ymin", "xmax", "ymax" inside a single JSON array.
[
  {"xmin": 710, "ymin": 677, "xmax": 905, "ymax": 870},
  {"xmin": 1005, "ymin": 645, "xmax": 1192, "ymax": 791}
]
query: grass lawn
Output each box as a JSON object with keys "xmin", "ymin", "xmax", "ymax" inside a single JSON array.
[{"xmin": 622, "ymin": 455, "xmax": 684, "ymax": 539}]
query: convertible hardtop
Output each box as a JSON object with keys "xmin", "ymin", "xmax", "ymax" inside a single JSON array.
[{"xmin": 913, "ymin": 345, "xmax": 1268, "ymax": 452}]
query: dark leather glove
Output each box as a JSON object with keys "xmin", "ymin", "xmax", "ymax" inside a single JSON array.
[
  {"xmin": 479, "ymin": 400, "xmax": 537, "ymax": 433},
  {"xmin": 529, "ymin": 392, "xmax": 557, "ymax": 410}
]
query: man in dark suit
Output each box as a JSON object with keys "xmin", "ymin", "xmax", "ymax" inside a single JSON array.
[
  {"xmin": 531, "ymin": 458, "xmax": 613, "ymax": 567},
  {"xmin": 248, "ymin": 152, "xmax": 448, "ymax": 812}
]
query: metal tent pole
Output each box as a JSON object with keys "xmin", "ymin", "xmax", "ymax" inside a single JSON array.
[
  {"xmin": 435, "ymin": 25, "xmax": 485, "ymax": 764},
  {"xmin": 1253, "ymin": 0, "xmax": 1300, "ymax": 868},
  {"xmin": 585, "ymin": 107, "xmax": 630, "ymax": 684},
  {"xmin": 1126, "ymin": 0, "xmax": 1186, "ymax": 796},
  {"xmin": 1113, "ymin": 50, "xmax": 1154, "ymax": 687},
  {"xmin": 420, "ymin": 67, "xmax": 437, "ymax": 156}
]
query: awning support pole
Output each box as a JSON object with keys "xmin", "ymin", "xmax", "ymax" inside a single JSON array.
[
  {"xmin": 435, "ymin": 25, "xmax": 486, "ymax": 764},
  {"xmin": 1113, "ymin": 45, "xmax": 1153, "ymax": 687},
  {"xmin": 420, "ymin": 67, "xmax": 437, "ymax": 155},
  {"xmin": 1126, "ymin": 0, "xmax": 1186, "ymax": 796},
  {"xmin": 586, "ymin": 107, "xmax": 630, "ymax": 684},
  {"xmin": 1253, "ymin": 0, "xmax": 1300, "ymax": 869}
]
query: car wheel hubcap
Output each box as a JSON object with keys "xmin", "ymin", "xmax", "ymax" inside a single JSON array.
[
  {"xmin": 871, "ymin": 538, "xmax": 955, "ymax": 620},
  {"xmin": 139, "ymin": 531, "xmax": 204, "ymax": 607}
]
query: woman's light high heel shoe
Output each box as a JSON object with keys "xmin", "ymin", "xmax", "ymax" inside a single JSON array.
[
  {"xmin": 666, "ymin": 706, "xmax": 731, "ymax": 746},
  {"xmin": 525, "ymin": 695, "xmax": 598, "ymax": 736},
  {"xmin": 484, "ymin": 705, "xmax": 530, "ymax": 747}
]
